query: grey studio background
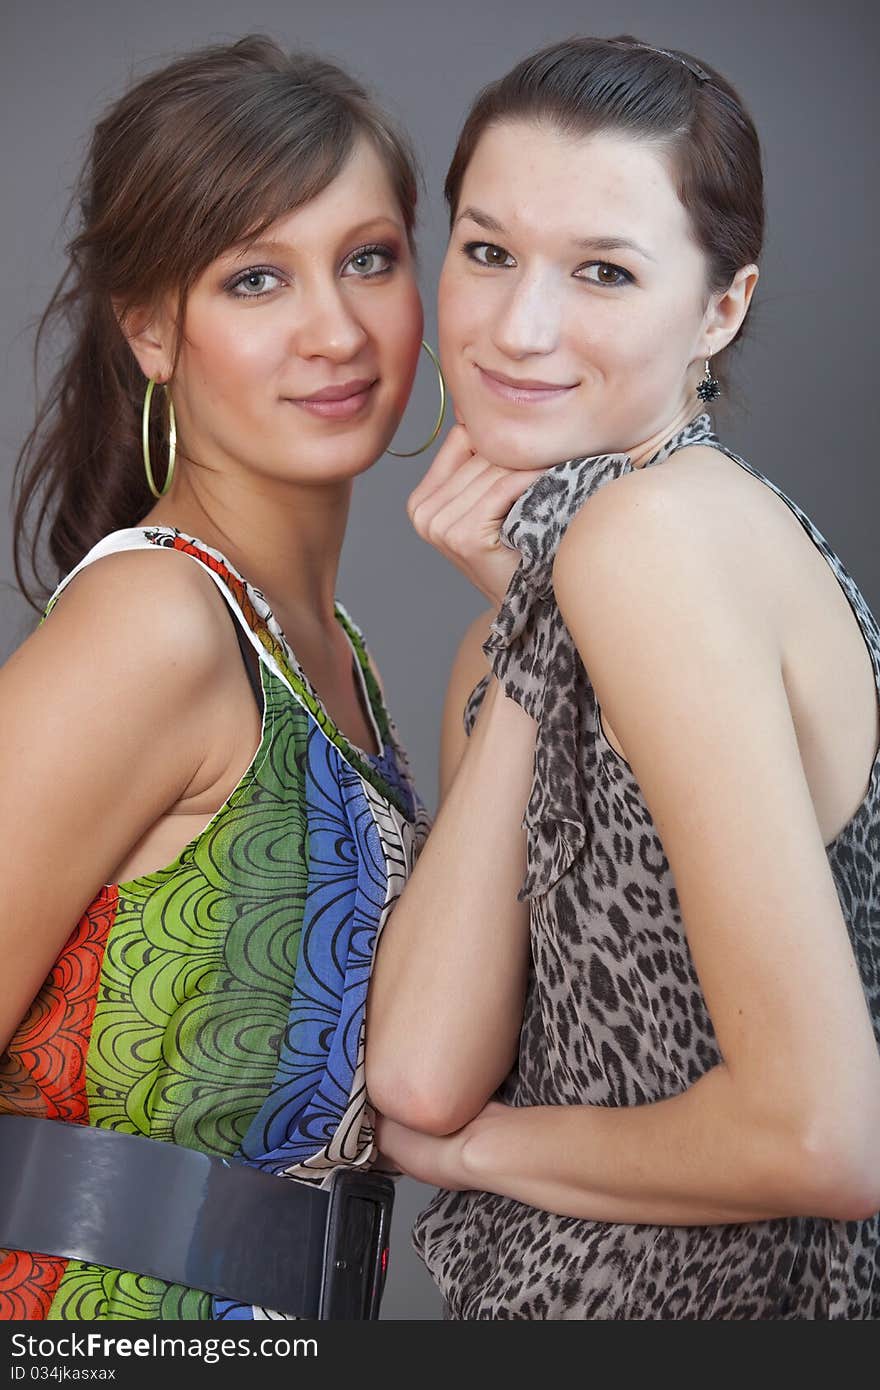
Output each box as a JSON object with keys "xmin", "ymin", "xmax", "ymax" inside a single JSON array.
[{"xmin": 1, "ymin": 0, "xmax": 877, "ymax": 1321}]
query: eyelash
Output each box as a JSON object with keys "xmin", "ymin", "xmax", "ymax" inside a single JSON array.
[
  {"xmin": 576, "ymin": 262, "xmax": 633, "ymax": 287},
  {"xmin": 227, "ymin": 266, "xmax": 284, "ymax": 298},
  {"xmin": 226, "ymin": 244, "xmax": 397, "ymax": 298},
  {"xmin": 462, "ymin": 241, "xmax": 514, "ymax": 271},
  {"xmin": 462, "ymin": 241, "xmax": 634, "ymax": 287},
  {"xmin": 343, "ymin": 243, "xmax": 397, "ymax": 278}
]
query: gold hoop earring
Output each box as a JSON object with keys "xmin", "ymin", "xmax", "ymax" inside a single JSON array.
[
  {"xmin": 142, "ymin": 377, "xmax": 177, "ymax": 499},
  {"xmin": 387, "ymin": 340, "xmax": 446, "ymax": 457}
]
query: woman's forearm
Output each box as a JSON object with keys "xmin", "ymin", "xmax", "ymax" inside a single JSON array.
[
  {"xmin": 457, "ymin": 1064, "xmax": 875, "ymax": 1225},
  {"xmin": 367, "ymin": 679, "xmax": 534, "ymax": 1133}
]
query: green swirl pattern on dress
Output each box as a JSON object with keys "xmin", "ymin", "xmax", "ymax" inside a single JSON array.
[
  {"xmin": 252, "ymin": 615, "xmax": 406, "ymax": 817},
  {"xmin": 47, "ymin": 672, "xmax": 310, "ymax": 1320},
  {"xmin": 47, "ymin": 1266, "xmax": 209, "ymax": 1322},
  {"xmin": 335, "ymin": 607, "xmax": 391, "ymax": 745}
]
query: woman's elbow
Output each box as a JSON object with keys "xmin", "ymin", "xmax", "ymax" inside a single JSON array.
[
  {"xmin": 366, "ymin": 1059, "xmax": 482, "ymax": 1137},
  {"xmin": 786, "ymin": 1116, "xmax": 880, "ymax": 1222}
]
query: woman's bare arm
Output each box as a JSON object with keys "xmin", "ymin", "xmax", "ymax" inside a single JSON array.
[
  {"xmin": 437, "ymin": 608, "xmax": 494, "ymax": 803},
  {"xmin": 366, "ymin": 610, "xmax": 534, "ymax": 1136},
  {"xmin": 0, "ymin": 551, "xmax": 246, "ymax": 1053},
  {"xmin": 377, "ymin": 465, "xmax": 880, "ymax": 1222}
]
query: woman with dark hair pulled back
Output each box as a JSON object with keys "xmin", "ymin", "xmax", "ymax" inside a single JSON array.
[
  {"xmin": 1, "ymin": 34, "xmax": 429, "ymax": 1320},
  {"xmin": 368, "ymin": 36, "xmax": 880, "ymax": 1319}
]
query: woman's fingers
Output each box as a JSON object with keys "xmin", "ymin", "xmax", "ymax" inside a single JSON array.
[
  {"xmin": 410, "ymin": 459, "xmax": 503, "ymax": 541},
  {"xmin": 417, "ymin": 464, "xmax": 511, "ymax": 550},
  {"xmin": 411, "ymin": 455, "xmax": 545, "ymax": 550},
  {"xmin": 404, "ymin": 421, "xmax": 546, "ymax": 603},
  {"xmin": 423, "ymin": 465, "xmax": 545, "ymax": 546},
  {"xmin": 481, "ymin": 466, "xmax": 546, "ymax": 518},
  {"xmin": 411, "ymin": 464, "xmax": 546, "ymax": 604},
  {"xmin": 406, "ymin": 424, "xmax": 475, "ymax": 518}
]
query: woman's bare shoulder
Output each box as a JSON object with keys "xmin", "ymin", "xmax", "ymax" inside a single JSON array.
[
  {"xmin": 556, "ymin": 442, "xmax": 791, "ymax": 605},
  {"xmin": 1, "ymin": 544, "xmax": 238, "ymax": 772},
  {"xmin": 41, "ymin": 545, "xmax": 232, "ymax": 660}
]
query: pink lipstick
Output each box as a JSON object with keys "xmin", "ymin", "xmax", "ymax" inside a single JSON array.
[
  {"xmin": 476, "ymin": 364, "xmax": 576, "ymax": 406},
  {"xmin": 290, "ymin": 378, "xmax": 377, "ymax": 419}
]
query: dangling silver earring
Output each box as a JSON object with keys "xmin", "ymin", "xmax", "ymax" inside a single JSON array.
[{"xmin": 696, "ymin": 357, "xmax": 721, "ymax": 403}]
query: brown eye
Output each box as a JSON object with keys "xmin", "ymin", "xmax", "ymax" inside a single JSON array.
[
  {"xmin": 465, "ymin": 242, "xmax": 515, "ymax": 268},
  {"xmin": 574, "ymin": 261, "xmax": 632, "ymax": 287}
]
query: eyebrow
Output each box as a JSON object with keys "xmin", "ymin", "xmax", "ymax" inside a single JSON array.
[
  {"xmin": 455, "ymin": 206, "xmax": 656, "ymax": 262},
  {"xmin": 225, "ymin": 217, "xmax": 404, "ymax": 261}
]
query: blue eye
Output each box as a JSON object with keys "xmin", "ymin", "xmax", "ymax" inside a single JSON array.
[
  {"xmin": 464, "ymin": 242, "xmax": 516, "ymax": 268},
  {"xmin": 575, "ymin": 262, "xmax": 633, "ymax": 287},
  {"xmin": 343, "ymin": 245, "xmax": 395, "ymax": 277},
  {"xmin": 229, "ymin": 269, "xmax": 283, "ymax": 297}
]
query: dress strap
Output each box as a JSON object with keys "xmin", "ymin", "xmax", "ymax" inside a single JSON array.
[
  {"xmin": 44, "ymin": 527, "xmax": 417, "ymax": 820},
  {"xmin": 228, "ymin": 603, "xmax": 265, "ymax": 717},
  {"xmin": 44, "ymin": 527, "xmax": 271, "ymax": 670}
]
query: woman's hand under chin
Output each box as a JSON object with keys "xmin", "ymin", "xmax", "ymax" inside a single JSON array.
[{"xmin": 407, "ymin": 424, "xmax": 544, "ymax": 608}]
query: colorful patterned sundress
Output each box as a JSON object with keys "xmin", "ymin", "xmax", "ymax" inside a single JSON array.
[{"xmin": 0, "ymin": 526, "xmax": 429, "ymax": 1320}]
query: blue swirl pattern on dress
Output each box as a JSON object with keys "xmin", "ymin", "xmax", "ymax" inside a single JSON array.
[{"xmin": 214, "ymin": 726, "xmax": 404, "ymax": 1320}]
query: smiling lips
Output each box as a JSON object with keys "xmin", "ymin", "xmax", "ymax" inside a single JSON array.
[
  {"xmin": 290, "ymin": 364, "xmax": 574, "ymax": 420},
  {"xmin": 290, "ymin": 377, "xmax": 378, "ymax": 419},
  {"xmin": 476, "ymin": 363, "xmax": 577, "ymax": 405}
]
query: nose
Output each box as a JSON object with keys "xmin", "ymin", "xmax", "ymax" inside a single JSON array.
[
  {"xmin": 490, "ymin": 271, "xmax": 561, "ymax": 360},
  {"xmin": 293, "ymin": 281, "xmax": 369, "ymax": 362}
]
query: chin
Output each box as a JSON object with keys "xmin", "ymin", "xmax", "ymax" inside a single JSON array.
[
  {"xmin": 271, "ymin": 435, "xmax": 385, "ymax": 486},
  {"xmin": 464, "ymin": 418, "xmax": 576, "ymax": 472}
]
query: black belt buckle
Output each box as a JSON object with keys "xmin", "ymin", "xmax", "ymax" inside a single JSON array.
[{"xmin": 318, "ymin": 1169, "xmax": 394, "ymax": 1320}]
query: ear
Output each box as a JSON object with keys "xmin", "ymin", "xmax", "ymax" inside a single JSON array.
[
  {"xmin": 702, "ymin": 264, "xmax": 759, "ymax": 357},
  {"xmin": 114, "ymin": 298, "xmax": 176, "ymax": 383}
]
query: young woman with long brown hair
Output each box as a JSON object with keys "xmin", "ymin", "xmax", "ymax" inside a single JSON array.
[
  {"xmin": 0, "ymin": 35, "xmax": 431, "ymax": 1321},
  {"xmin": 367, "ymin": 35, "xmax": 880, "ymax": 1319}
]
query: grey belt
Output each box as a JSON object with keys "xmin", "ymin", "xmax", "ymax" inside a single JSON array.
[{"xmin": 0, "ymin": 1115, "xmax": 393, "ymax": 1319}]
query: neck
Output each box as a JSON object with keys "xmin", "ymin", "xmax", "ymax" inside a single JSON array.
[
  {"xmin": 627, "ymin": 402, "xmax": 704, "ymax": 469},
  {"xmin": 143, "ymin": 461, "xmax": 352, "ymax": 627}
]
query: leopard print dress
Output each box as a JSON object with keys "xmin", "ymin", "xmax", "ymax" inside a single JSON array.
[{"xmin": 412, "ymin": 413, "xmax": 880, "ymax": 1319}]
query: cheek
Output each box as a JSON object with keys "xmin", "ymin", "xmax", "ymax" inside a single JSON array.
[
  {"xmin": 438, "ymin": 275, "xmax": 481, "ymax": 393},
  {"xmin": 362, "ymin": 279, "xmax": 423, "ymax": 408},
  {"xmin": 390, "ymin": 279, "xmax": 424, "ymax": 366},
  {"xmin": 574, "ymin": 291, "xmax": 697, "ymax": 376},
  {"xmin": 184, "ymin": 309, "xmax": 287, "ymax": 402},
  {"xmin": 437, "ymin": 262, "xmax": 475, "ymax": 344}
]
